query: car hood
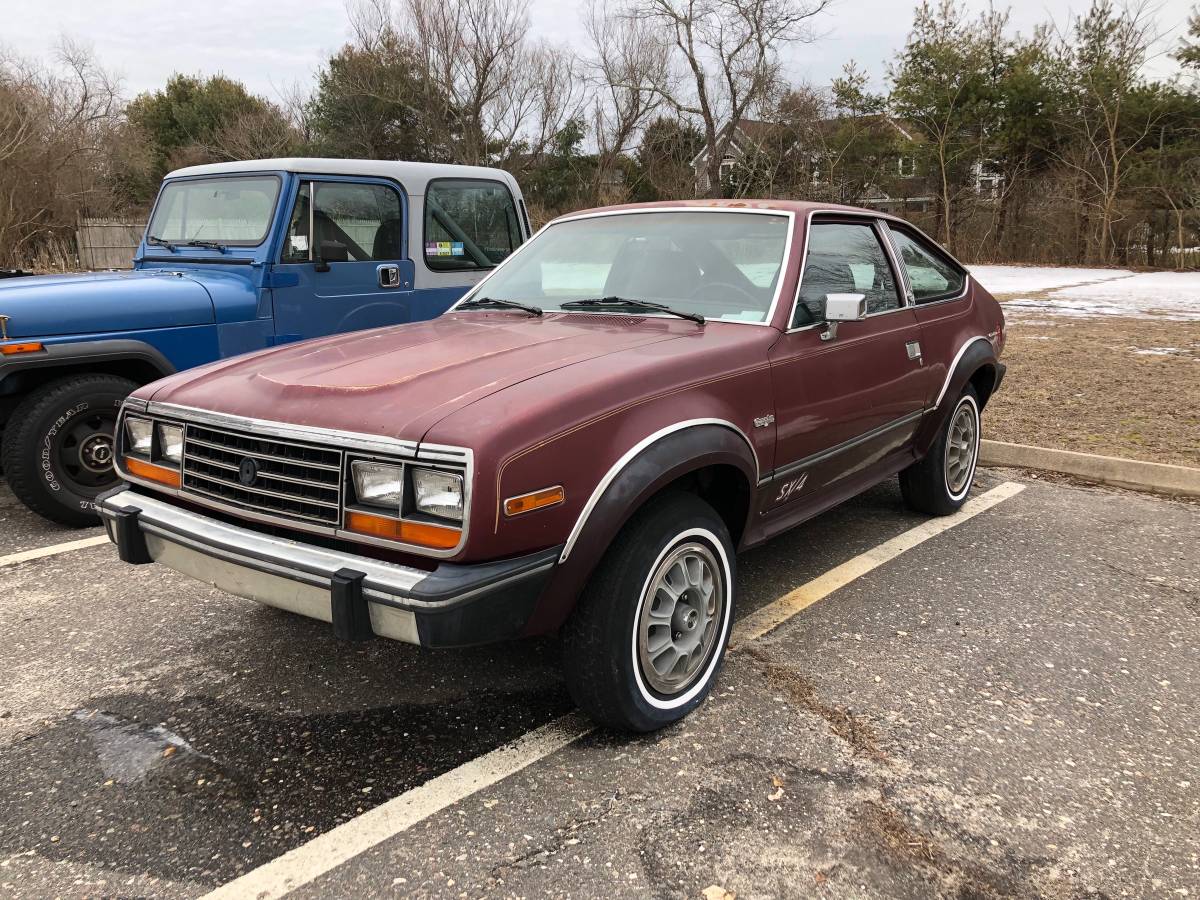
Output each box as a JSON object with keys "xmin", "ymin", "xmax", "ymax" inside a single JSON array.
[
  {"xmin": 0, "ymin": 270, "xmax": 215, "ymax": 338},
  {"xmin": 145, "ymin": 312, "xmax": 691, "ymax": 440}
]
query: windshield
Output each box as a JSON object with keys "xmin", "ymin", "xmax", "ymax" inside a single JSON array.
[
  {"xmin": 461, "ymin": 211, "xmax": 790, "ymax": 324},
  {"xmin": 146, "ymin": 175, "xmax": 281, "ymax": 246}
]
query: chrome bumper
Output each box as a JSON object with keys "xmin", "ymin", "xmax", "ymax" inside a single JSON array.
[{"xmin": 98, "ymin": 488, "xmax": 560, "ymax": 648}]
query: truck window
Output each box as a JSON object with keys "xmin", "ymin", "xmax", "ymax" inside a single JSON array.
[
  {"xmin": 148, "ymin": 175, "xmax": 280, "ymax": 245},
  {"xmin": 886, "ymin": 226, "xmax": 966, "ymax": 303},
  {"xmin": 281, "ymin": 181, "xmax": 403, "ymax": 263},
  {"xmin": 424, "ymin": 179, "xmax": 521, "ymax": 271}
]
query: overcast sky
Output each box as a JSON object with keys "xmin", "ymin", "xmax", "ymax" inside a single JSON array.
[{"xmin": 5, "ymin": 0, "xmax": 1195, "ymax": 103}]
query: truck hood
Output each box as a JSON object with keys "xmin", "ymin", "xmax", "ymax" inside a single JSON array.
[
  {"xmin": 0, "ymin": 270, "xmax": 215, "ymax": 338},
  {"xmin": 145, "ymin": 312, "xmax": 690, "ymax": 440}
]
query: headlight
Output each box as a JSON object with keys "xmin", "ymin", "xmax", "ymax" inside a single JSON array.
[
  {"xmin": 157, "ymin": 423, "xmax": 183, "ymax": 463},
  {"xmin": 125, "ymin": 416, "xmax": 153, "ymax": 455},
  {"xmin": 412, "ymin": 468, "xmax": 464, "ymax": 521},
  {"xmin": 352, "ymin": 460, "xmax": 405, "ymax": 509}
]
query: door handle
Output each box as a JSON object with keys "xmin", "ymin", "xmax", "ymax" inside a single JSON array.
[
  {"xmin": 906, "ymin": 340, "xmax": 922, "ymax": 361},
  {"xmin": 377, "ymin": 264, "xmax": 401, "ymax": 288}
]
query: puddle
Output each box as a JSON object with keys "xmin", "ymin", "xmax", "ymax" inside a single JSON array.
[{"xmin": 72, "ymin": 709, "xmax": 208, "ymax": 783}]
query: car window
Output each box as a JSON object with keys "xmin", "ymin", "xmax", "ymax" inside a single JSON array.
[
  {"xmin": 458, "ymin": 211, "xmax": 790, "ymax": 324},
  {"xmin": 793, "ymin": 222, "xmax": 902, "ymax": 327},
  {"xmin": 281, "ymin": 181, "xmax": 403, "ymax": 264},
  {"xmin": 887, "ymin": 226, "xmax": 965, "ymax": 303},
  {"xmin": 425, "ymin": 179, "xmax": 522, "ymax": 271}
]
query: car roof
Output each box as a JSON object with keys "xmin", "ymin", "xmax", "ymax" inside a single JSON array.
[
  {"xmin": 552, "ymin": 198, "xmax": 898, "ymax": 223},
  {"xmin": 163, "ymin": 158, "xmax": 522, "ymax": 196}
]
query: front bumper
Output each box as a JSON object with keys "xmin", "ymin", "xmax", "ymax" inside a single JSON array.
[{"xmin": 98, "ymin": 488, "xmax": 560, "ymax": 648}]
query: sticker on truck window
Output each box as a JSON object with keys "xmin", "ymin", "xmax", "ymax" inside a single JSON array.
[
  {"xmin": 425, "ymin": 242, "xmax": 465, "ymax": 257},
  {"xmin": 290, "ymin": 235, "xmax": 308, "ymax": 252}
]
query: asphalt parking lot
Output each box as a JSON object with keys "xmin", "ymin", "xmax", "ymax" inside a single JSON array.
[{"xmin": 0, "ymin": 470, "xmax": 1196, "ymax": 899}]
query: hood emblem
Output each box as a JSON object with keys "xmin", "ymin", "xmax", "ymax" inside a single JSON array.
[
  {"xmin": 238, "ymin": 458, "xmax": 259, "ymax": 487},
  {"xmin": 0, "ymin": 315, "xmax": 8, "ymax": 341}
]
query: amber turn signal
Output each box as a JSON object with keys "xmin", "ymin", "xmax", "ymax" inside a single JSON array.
[
  {"xmin": 123, "ymin": 455, "xmax": 182, "ymax": 489},
  {"xmin": 0, "ymin": 341, "xmax": 45, "ymax": 356},
  {"xmin": 344, "ymin": 510, "xmax": 461, "ymax": 550},
  {"xmin": 504, "ymin": 485, "xmax": 565, "ymax": 517}
]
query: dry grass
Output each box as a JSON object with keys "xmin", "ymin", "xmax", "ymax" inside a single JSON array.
[{"xmin": 985, "ymin": 313, "xmax": 1200, "ymax": 468}]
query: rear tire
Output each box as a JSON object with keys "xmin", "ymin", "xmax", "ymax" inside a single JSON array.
[
  {"xmin": 900, "ymin": 386, "xmax": 981, "ymax": 516},
  {"xmin": 1, "ymin": 374, "xmax": 136, "ymax": 526},
  {"xmin": 561, "ymin": 492, "xmax": 735, "ymax": 732}
]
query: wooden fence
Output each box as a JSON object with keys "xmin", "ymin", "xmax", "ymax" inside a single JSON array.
[{"xmin": 76, "ymin": 218, "xmax": 142, "ymax": 270}]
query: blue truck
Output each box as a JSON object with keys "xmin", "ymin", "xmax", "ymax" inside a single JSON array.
[{"xmin": 0, "ymin": 158, "xmax": 531, "ymax": 524}]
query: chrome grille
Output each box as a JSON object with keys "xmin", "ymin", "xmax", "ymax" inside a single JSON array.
[{"xmin": 182, "ymin": 423, "xmax": 343, "ymax": 525}]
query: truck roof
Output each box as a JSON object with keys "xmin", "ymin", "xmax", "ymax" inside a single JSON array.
[{"xmin": 164, "ymin": 158, "xmax": 522, "ymax": 196}]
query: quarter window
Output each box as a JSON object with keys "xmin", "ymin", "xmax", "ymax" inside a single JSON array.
[
  {"xmin": 793, "ymin": 222, "xmax": 902, "ymax": 328},
  {"xmin": 281, "ymin": 181, "xmax": 403, "ymax": 264},
  {"xmin": 424, "ymin": 179, "xmax": 521, "ymax": 271},
  {"xmin": 887, "ymin": 226, "xmax": 965, "ymax": 303}
]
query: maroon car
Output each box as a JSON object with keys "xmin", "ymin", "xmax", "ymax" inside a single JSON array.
[{"xmin": 100, "ymin": 200, "xmax": 1006, "ymax": 731}]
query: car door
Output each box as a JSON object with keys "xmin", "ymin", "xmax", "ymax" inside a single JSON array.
[
  {"xmin": 765, "ymin": 216, "xmax": 933, "ymax": 510},
  {"xmin": 882, "ymin": 222, "xmax": 973, "ymax": 408},
  {"xmin": 271, "ymin": 177, "xmax": 416, "ymax": 342}
]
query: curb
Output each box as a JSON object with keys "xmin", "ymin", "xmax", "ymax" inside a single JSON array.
[{"xmin": 980, "ymin": 440, "xmax": 1200, "ymax": 498}]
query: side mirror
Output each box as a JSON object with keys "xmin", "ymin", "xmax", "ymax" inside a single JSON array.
[
  {"xmin": 820, "ymin": 292, "xmax": 866, "ymax": 341},
  {"xmin": 315, "ymin": 240, "xmax": 349, "ymax": 272}
]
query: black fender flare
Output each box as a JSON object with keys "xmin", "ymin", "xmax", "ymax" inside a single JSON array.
[
  {"xmin": 0, "ymin": 339, "xmax": 176, "ymax": 391},
  {"xmin": 524, "ymin": 421, "xmax": 758, "ymax": 635},
  {"xmin": 914, "ymin": 336, "xmax": 1001, "ymax": 457}
]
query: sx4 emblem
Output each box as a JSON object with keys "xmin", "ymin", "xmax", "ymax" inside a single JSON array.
[{"xmin": 775, "ymin": 473, "xmax": 808, "ymax": 503}]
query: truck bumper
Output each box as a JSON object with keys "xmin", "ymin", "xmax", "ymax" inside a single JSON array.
[{"xmin": 97, "ymin": 488, "xmax": 560, "ymax": 649}]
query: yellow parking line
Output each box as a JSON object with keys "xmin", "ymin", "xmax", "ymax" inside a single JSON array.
[
  {"xmin": 731, "ymin": 480, "xmax": 1026, "ymax": 646},
  {"xmin": 0, "ymin": 535, "xmax": 109, "ymax": 569},
  {"xmin": 202, "ymin": 480, "xmax": 1026, "ymax": 900}
]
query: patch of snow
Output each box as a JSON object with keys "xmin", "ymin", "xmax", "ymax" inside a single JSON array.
[
  {"xmin": 971, "ymin": 265, "xmax": 1200, "ymax": 321},
  {"xmin": 968, "ymin": 265, "xmax": 1134, "ymax": 296},
  {"xmin": 1051, "ymin": 271, "xmax": 1200, "ymax": 320},
  {"xmin": 1131, "ymin": 346, "xmax": 1193, "ymax": 356}
]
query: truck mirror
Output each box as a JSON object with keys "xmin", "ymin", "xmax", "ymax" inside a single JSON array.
[{"xmin": 318, "ymin": 241, "xmax": 349, "ymax": 265}]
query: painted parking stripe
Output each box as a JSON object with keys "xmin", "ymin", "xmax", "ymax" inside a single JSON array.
[
  {"xmin": 202, "ymin": 480, "xmax": 1025, "ymax": 900},
  {"xmin": 731, "ymin": 480, "xmax": 1026, "ymax": 646},
  {"xmin": 0, "ymin": 535, "xmax": 109, "ymax": 569}
]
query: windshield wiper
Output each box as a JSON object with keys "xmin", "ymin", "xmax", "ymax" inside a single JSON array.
[
  {"xmin": 457, "ymin": 297, "xmax": 543, "ymax": 317},
  {"xmin": 145, "ymin": 234, "xmax": 177, "ymax": 252},
  {"xmin": 559, "ymin": 296, "xmax": 705, "ymax": 325},
  {"xmin": 179, "ymin": 239, "xmax": 228, "ymax": 253}
]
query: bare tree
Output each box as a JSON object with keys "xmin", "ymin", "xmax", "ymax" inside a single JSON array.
[
  {"xmin": 393, "ymin": 0, "xmax": 582, "ymax": 166},
  {"xmin": 585, "ymin": 0, "xmax": 670, "ymax": 198},
  {"xmin": 0, "ymin": 39, "xmax": 125, "ymax": 268},
  {"xmin": 1051, "ymin": 0, "xmax": 1161, "ymax": 263},
  {"xmin": 625, "ymin": 0, "xmax": 831, "ymax": 198}
]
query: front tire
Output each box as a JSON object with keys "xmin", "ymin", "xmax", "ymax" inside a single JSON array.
[
  {"xmin": 561, "ymin": 493, "xmax": 735, "ymax": 732},
  {"xmin": 1, "ymin": 374, "xmax": 136, "ymax": 526},
  {"xmin": 900, "ymin": 386, "xmax": 981, "ymax": 516}
]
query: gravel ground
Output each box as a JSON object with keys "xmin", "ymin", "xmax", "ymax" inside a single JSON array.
[
  {"xmin": 1, "ymin": 473, "xmax": 1197, "ymax": 899},
  {"xmin": 985, "ymin": 316, "xmax": 1200, "ymax": 467}
]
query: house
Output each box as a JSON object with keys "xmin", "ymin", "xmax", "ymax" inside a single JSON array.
[{"xmin": 689, "ymin": 116, "xmax": 1003, "ymax": 205}]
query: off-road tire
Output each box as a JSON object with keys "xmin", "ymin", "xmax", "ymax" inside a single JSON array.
[
  {"xmin": 900, "ymin": 385, "xmax": 981, "ymax": 516},
  {"xmin": 1, "ymin": 374, "xmax": 136, "ymax": 526},
  {"xmin": 561, "ymin": 492, "xmax": 736, "ymax": 732}
]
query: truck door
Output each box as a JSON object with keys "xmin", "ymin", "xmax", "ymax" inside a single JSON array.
[{"xmin": 270, "ymin": 177, "xmax": 416, "ymax": 342}]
